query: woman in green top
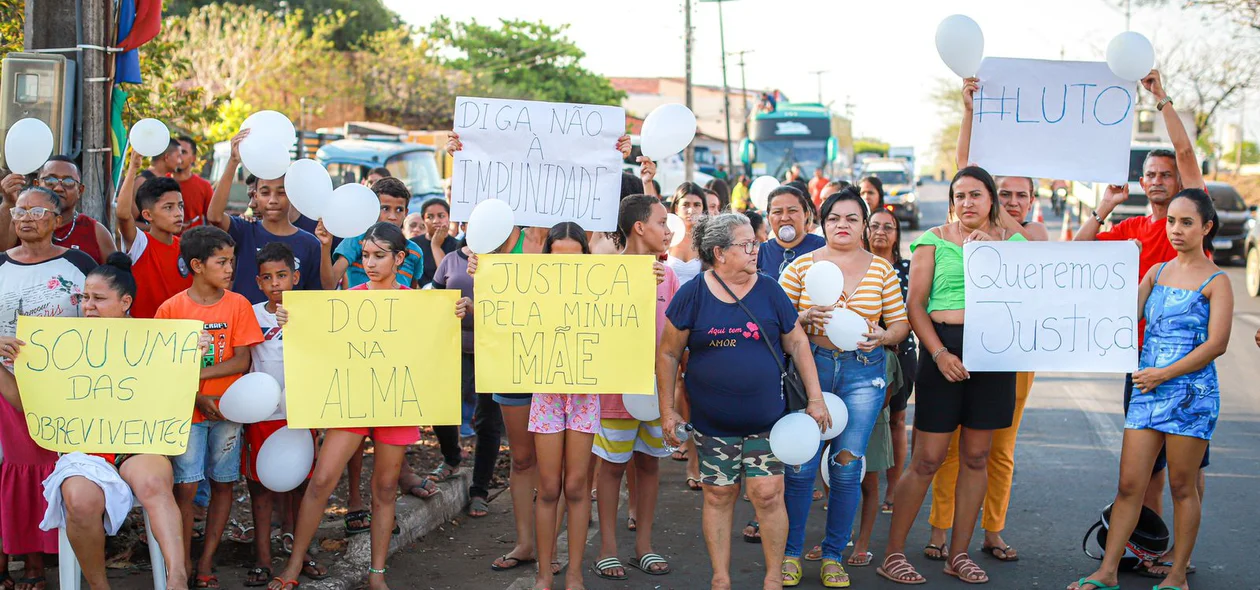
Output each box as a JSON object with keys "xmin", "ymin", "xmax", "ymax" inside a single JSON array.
[{"xmin": 878, "ymin": 167, "xmax": 1024, "ymax": 586}]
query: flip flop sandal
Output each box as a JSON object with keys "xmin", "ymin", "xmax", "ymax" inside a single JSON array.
[
  {"xmin": 742, "ymin": 520, "xmax": 761, "ymax": 544},
  {"xmin": 628, "ymin": 553, "xmax": 670, "ymax": 575},
  {"xmin": 490, "ymin": 555, "xmax": 537, "ymax": 572},
  {"xmin": 344, "ymin": 509, "xmax": 371, "ymax": 535},
  {"xmin": 670, "ymin": 449, "xmax": 688, "ymax": 461},
  {"xmin": 268, "ymin": 578, "xmax": 300, "ymax": 590},
  {"xmin": 300, "ymin": 559, "xmax": 329, "ymax": 580},
  {"xmin": 193, "ymin": 573, "xmax": 220, "ymax": 589},
  {"xmin": 943, "ymin": 553, "xmax": 988, "ymax": 584},
  {"xmin": 426, "ymin": 463, "xmax": 458, "ymax": 483},
  {"xmin": 15, "ymin": 577, "xmax": 46, "ymax": 590},
  {"xmin": 626, "ymin": 517, "xmax": 637, "ymax": 531},
  {"xmin": 804, "ymin": 545, "xmax": 823, "ymax": 561},
  {"xmin": 279, "ymin": 533, "xmax": 295, "ymax": 555},
  {"xmin": 468, "ymin": 496, "xmax": 490, "ymax": 518},
  {"xmin": 820, "ymin": 559, "xmax": 851, "ymax": 588},
  {"xmin": 244, "ymin": 567, "xmax": 272, "ymax": 587},
  {"xmin": 686, "ymin": 477, "xmax": 702, "ymax": 491},
  {"xmin": 980, "ymin": 544, "xmax": 1019, "ymax": 562},
  {"xmin": 592, "ymin": 557, "xmax": 629, "ymax": 581},
  {"xmin": 813, "ymin": 489, "xmax": 825, "ymax": 501},
  {"xmin": 1136, "ymin": 560, "xmax": 1196, "ymax": 578},
  {"xmin": 847, "ymin": 551, "xmax": 873, "ymax": 567},
  {"xmin": 0, "ymin": 572, "xmax": 13, "ymax": 590},
  {"xmin": 876, "ymin": 553, "xmax": 926, "ymax": 585},
  {"xmin": 226, "ymin": 520, "xmax": 255, "ymax": 544},
  {"xmin": 1069, "ymin": 579, "xmax": 1118, "ymax": 590},
  {"xmin": 551, "ymin": 561, "xmax": 563, "ymax": 575},
  {"xmin": 922, "ymin": 543, "xmax": 948, "ymax": 561},
  {"xmin": 881, "ymin": 501, "xmax": 894, "ymax": 514},
  {"xmin": 408, "ymin": 478, "xmax": 441, "ymax": 499},
  {"xmin": 782, "ymin": 557, "xmax": 803, "ymax": 587}
]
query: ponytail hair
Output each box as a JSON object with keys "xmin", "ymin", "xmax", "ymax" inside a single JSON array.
[
  {"xmin": 1170, "ymin": 188, "xmax": 1219, "ymax": 253},
  {"xmin": 88, "ymin": 252, "xmax": 138, "ymax": 300}
]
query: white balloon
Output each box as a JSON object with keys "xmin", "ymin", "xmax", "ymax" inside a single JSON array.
[
  {"xmin": 4, "ymin": 118, "xmax": 54, "ymax": 175},
  {"xmin": 749, "ymin": 176, "xmax": 780, "ymax": 211},
  {"xmin": 241, "ymin": 110, "xmax": 297, "ymax": 147},
  {"xmin": 667, "ymin": 213, "xmax": 686, "ymax": 248},
  {"xmin": 129, "ymin": 118, "xmax": 171, "ymax": 158},
  {"xmin": 218, "ymin": 373, "xmax": 282, "ymax": 424},
  {"xmin": 240, "ymin": 135, "xmax": 291, "ymax": 180},
  {"xmin": 935, "ymin": 15, "xmax": 985, "ymax": 78},
  {"xmin": 804, "ymin": 261, "xmax": 845, "ymax": 307},
  {"xmin": 284, "ymin": 159, "xmax": 333, "ymax": 220},
  {"xmin": 1106, "ymin": 31, "xmax": 1156, "ymax": 82},
  {"xmin": 466, "ymin": 199, "xmax": 517, "ymax": 254},
  {"xmin": 769, "ymin": 412, "xmax": 822, "ymax": 466},
  {"xmin": 641, "ymin": 103, "xmax": 698, "ymax": 161},
  {"xmin": 256, "ymin": 427, "xmax": 315, "ymax": 492},
  {"xmin": 323, "ymin": 183, "xmax": 380, "ymax": 238},
  {"xmin": 623, "ymin": 392, "xmax": 661, "ymax": 422},
  {"xmin": 820, "ymin": 392, "xmax": 850, "ymax": 440},
  {"xmin": 825, "ymin": 308, "xmax": 869, "ymax": 351}
]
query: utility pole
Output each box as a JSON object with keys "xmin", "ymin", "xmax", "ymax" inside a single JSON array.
[
  {"xmin": 1124, "ymin": 0, "xmax": 1132, "ymax": 30},
  {"xmin": 728, "ymin": 49, "xmax": 753, "ymax": 176},
  {"xmin": 810, "ymin": 70, "xmax": 829, "ymax": 104},
  {"xmin": 24, "ymin": 0, "xmax": 111, "ymax": 224},
  {"xmin": 1236, "ymin": 90, "xmax": 1246, "ymax": 174},
  {"xmin": 683, "ymin": 0, "xmax": 695, "ymax": 183},
  {"xmin": 701, "ymin": 0, "xmax": 737, "ymax": 178}
]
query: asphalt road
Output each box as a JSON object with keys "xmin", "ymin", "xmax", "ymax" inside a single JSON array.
[{"xmin": 338, "ymin": 183, "xmax": 1260, "ymax": 589}]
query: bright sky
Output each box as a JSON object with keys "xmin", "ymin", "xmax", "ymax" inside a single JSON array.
[{"xmin": 387, "ymin": 0, "xmax": 1255, "ymax": 165}]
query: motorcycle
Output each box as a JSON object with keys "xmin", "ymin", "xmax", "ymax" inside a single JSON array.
[{"xmin": 1052, "ymin": 187, "xmax": 1068, "ymax": 216}]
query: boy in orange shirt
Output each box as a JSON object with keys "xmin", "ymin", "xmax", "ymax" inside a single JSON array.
[{"xmin": 156, "ymin": 225, "xmax": 264, "ymax": 587}]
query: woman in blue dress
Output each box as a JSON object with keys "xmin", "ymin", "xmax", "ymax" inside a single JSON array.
[{"xmin": 1070, "ymin": 188, "xmax": 1232, "ymax": 590}]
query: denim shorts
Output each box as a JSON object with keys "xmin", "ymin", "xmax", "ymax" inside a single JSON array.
[
  {"xmin": 171, "ymin": 420, "xmax": 242, "ymax": 484},
  {"xmin": 493, "ymin": 393, "xmax": 533, "ymax": 407}
]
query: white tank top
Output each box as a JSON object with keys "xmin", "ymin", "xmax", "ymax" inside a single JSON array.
[{"xmin": 666, "ymin": 256, "xmax": 703, "ymax": 285}]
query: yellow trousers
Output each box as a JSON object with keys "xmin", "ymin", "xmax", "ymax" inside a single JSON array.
[{"xmin": 928, "ymin": 372, "xmax": 1033, "ymax": 533}]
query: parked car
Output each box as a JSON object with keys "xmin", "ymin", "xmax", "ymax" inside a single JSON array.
[
  {"xmin": 316, "ymin": 139, "xmax": 444, "ymax": 214},
  {"xmin": 1207, "ymin": 181, "xmax": 1251, "ymax": 264}
]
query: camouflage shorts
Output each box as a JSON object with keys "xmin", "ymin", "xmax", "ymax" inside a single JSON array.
[{"xmin": 693, "ymin": 430, "xmax": 784, "ymax": 487}]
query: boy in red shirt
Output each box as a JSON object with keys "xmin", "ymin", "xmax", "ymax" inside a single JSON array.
[
  {"xmin": 156, "ymin": 225, "xmax": 263, "ymax": 587},
  {"xmin": 116, "ymin": 149, "xmax": 193, "ymax": 318}
]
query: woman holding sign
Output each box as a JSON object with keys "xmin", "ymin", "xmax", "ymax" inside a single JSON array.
[
  {"xmin": 878, "ymin": 167, "xmax": 1024, "ymax": 585},
  {"xmin": 658, "ymin": 213, "xmax": 830, "ymax": 590},
  {"xmin": 1068, "ymin": 189, "xmax": 1230, "ymax": 590},
  {"xmin": 269, "ymin": 222, "xmax": 473, "ymax": 590},
  {"xmin": 0, "ymin": 253, "xmax": 199, "ymax": 590},
  {"xmin": 0, "ymin": 185, "xmax": 98, "ymax": 588},
  {"xmin": 778, "ymin": 188, "xmax": 910, "ymax": 588}
]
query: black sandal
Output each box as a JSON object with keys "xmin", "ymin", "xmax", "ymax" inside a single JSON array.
[
  {"xmin": 244, "ymin": 567, "xmax": 272, "ymax": 587},
  {"xmin": 743, "ymin": 520, "xmax": 761, "ymax": 544},
  {"xmin": 344, "ymin": 509, "xmax": 371, "ymax": 535},
  {"xmin": 922, "ymin": 543, "xmax": 948, "ymax": 561},
  {"xmin": 980, "ymin": 544, "xmax": 1019, "ymax": 562},
  {"xmin": 301, "ymin": 559, "xmax": 329, "ymax": 580}
]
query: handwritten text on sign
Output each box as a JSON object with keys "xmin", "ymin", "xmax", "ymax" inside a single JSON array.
[
  {"xmin": 474, "ymin": 255, "xmax": 656, "ymax": 394},
  {"xmin": 968, "ymin": 58, "xmax": 1136, "ymax": 184},
  {"xmin": 14, "ymin": 317, "xmax": 201, "ymax": 454},
  {"xmin": 451, "ymin": 97, "xmax": 625, "ymax": 232},
  {"xmin": 282, "ymin": 290, "xmax": 462, "ymax": 428},
  {"xmin": 962, "ymin": 241, "xmax": 1139, "ymax": 373}
]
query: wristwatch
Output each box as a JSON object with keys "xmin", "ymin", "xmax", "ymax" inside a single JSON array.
[
  {"xmin": 1156, "ymin": 96, "xmax": 1174, "ymax": 111},
  {"xmin": 1093, "ymin": 211, "xmax": 1107, "ymax": 225}
]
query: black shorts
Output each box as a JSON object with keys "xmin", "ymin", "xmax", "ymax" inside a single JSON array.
[
  {"xmin": 1123, "ymin": 374, "xmax": 1210, "ymax": 471},
  {"xmin": 888, "ymin": 346, "xmax": 918, "ymax": 413},
  {"xmin": 913, "ymin": 323, "xmax": 1017, "ymax": 433}
]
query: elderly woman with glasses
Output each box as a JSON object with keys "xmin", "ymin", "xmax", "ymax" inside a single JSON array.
[
  {"xmin": 659, "ymin": 213, "xmax": 830, "ymax": 590},
  {"xmin": 759, "ymin": 186, "xmax": 825, "ymax": 280},
  {"xmin": 1, "ymin": 157, "xmax": 116, "ymax": 263},
  {"xmin": 0, "ymin": 185, "xmax": 98, "ymax": 590}
]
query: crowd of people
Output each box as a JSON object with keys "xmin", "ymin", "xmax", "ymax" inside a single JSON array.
[{"xmin": 0, "ymin": 67, "xmax": 1235, "ymax": 590}]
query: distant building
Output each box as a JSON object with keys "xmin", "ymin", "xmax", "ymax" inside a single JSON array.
[{"xmin": 610, "ymin": 77, "xmax": 763, "ymax": 164}]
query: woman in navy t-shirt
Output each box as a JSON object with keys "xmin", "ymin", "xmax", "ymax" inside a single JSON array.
[{"xmin": 658, "ymin": 212, "xmax": 829, "ymax": 588}]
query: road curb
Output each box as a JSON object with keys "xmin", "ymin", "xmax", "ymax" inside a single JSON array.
[{"xmin": 302, "ymin": 469, "xmax": 473, "ymax": 590}]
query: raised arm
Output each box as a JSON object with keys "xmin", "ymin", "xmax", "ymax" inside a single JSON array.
[
  {"xmin": 1142, "ymin": 70, "xmax": 1204, "ymax": 190},
  {"xmin": 957, "ymin": 77, "xmax": 979, "ymax": 170},
  {"xmin": 114, "ymin": 149, "xmax": 145, "ymax": 249},
  {"xmin": 0, "ymin": 174, "xmax": 24, "ymax": 250},
  {"xmin": 208, "ymin": 130, "xmax": 248, "ymax": 231}
]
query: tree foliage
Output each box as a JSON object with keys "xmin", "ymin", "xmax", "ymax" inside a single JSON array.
[
  {"xmin": 123, "ymin": 34, "xmax": 223, "ymax": 145},
  {"xmin": 929, "ymin": 79, "xmax": 965, "ymax": 174},
  {"xmin": 1224, "ymin": 140, "xmax": 1260, "ymax": 165},
  {"xmin": 356, "ymin": 27, "xmax": 490, "ymax": 130},
  {"xmin": 854, "ymin": 138, "xmax": 890, "ymax": 156},
  {"xmin": 427, "ymin": 17, "xmax": 625, "ymax": 107},
  {"xmin": 0, "ymin": 0, "xmax": 23, "ymax": 54},
  {"xmin": 163, "ymin": 0, "xmax": 400, "ymax": 49},
  {"xmin": 1157, "ymin": 33, "xmax": 1257, "ymax": 158}
]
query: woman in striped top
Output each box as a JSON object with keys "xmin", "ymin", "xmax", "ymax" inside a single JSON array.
[{"xmin": 778, "ymin": 188, "xmax": 910, "ymax": 588}]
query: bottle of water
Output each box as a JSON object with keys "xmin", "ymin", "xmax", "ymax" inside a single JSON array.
[{"xmin": 663, "ymin": 422, "xmax": 694, "ymax": 454}]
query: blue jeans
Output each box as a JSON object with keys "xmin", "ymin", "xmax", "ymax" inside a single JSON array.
[{"xmin": 784, "ymin": 345, "xmax": 886, "ymax": 560}]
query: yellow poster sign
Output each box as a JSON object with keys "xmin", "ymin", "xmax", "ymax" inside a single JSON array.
[
  {"xmin": 474, "ymin": 254, "xmax": 656, "ymax": 394},
  {"xmin": 14, "ymin": 317, "xmax": 202, "ymax": 455},
  {"xmin": 282, "ymin": 290, "xmax": 462, "ymax": 428}
]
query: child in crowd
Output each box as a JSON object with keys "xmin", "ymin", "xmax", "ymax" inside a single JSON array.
[
  {"xmin": 115, "ymin": 148, "xmax": 193, "ymax": 319},
  {"xmin": 531, "ymin": 222, "xmax": 600, "ymax": 590},
  {"xmin": 155, "ymin": 225, "xmax": 264, "ymax": 587},
  {"xmin": 241, "ymin": 242, "xmax": 326, "ymax": 586},
  {"xmin": 269, "ymin": 222, "xmax": 471, "ymax": 590}
]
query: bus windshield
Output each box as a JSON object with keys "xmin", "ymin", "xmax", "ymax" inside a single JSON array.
[{"xmin": 755, "ymin": 139, "xmax": 826, "ymax": 179}]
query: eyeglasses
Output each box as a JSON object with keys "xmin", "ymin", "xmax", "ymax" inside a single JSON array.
[
  {"xmin": 867, "ymin": 222, "xmax": 898, "ymax": 234},
  {"xmin": 778, "ymin": 247, "xmax": 797, "ymax": 275},
  {"xmin": 38, "ymin": 176, "xmax": 80, "ymax": 188},
  {"xmin": 10, "ymin": 206, "xmax": 58, "ymax": 221},
  {"xmin": 728, "ymin": 240, "xmax": 758, "ymax": 255}
]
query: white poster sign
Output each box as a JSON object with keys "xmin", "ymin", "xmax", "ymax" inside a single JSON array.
[
  {"xmin": 968, "ymin": 58, "xmax": 1136, "ymax": 185},
  {"xmin": 450, "ymin": 97, "xmax": 626, "ymax": 232},
  {"xmin": 962, "ymin": 241, "xmax": 1139, "ymax": 373}
]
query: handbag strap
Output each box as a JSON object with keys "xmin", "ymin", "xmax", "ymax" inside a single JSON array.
[{"xmin": 709, "ymin": 271, "xmax": 788, "ymax": 376}]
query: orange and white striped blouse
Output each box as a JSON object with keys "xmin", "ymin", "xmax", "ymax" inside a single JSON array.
[{"xmin": 779, "ymin": 252, "xmax": 908, "ymax": 338}]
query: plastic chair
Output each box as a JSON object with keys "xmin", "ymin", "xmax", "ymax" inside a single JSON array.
[{"xmin": 58, "ymin": 498, "xmax": 166, "ymax": 590}]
